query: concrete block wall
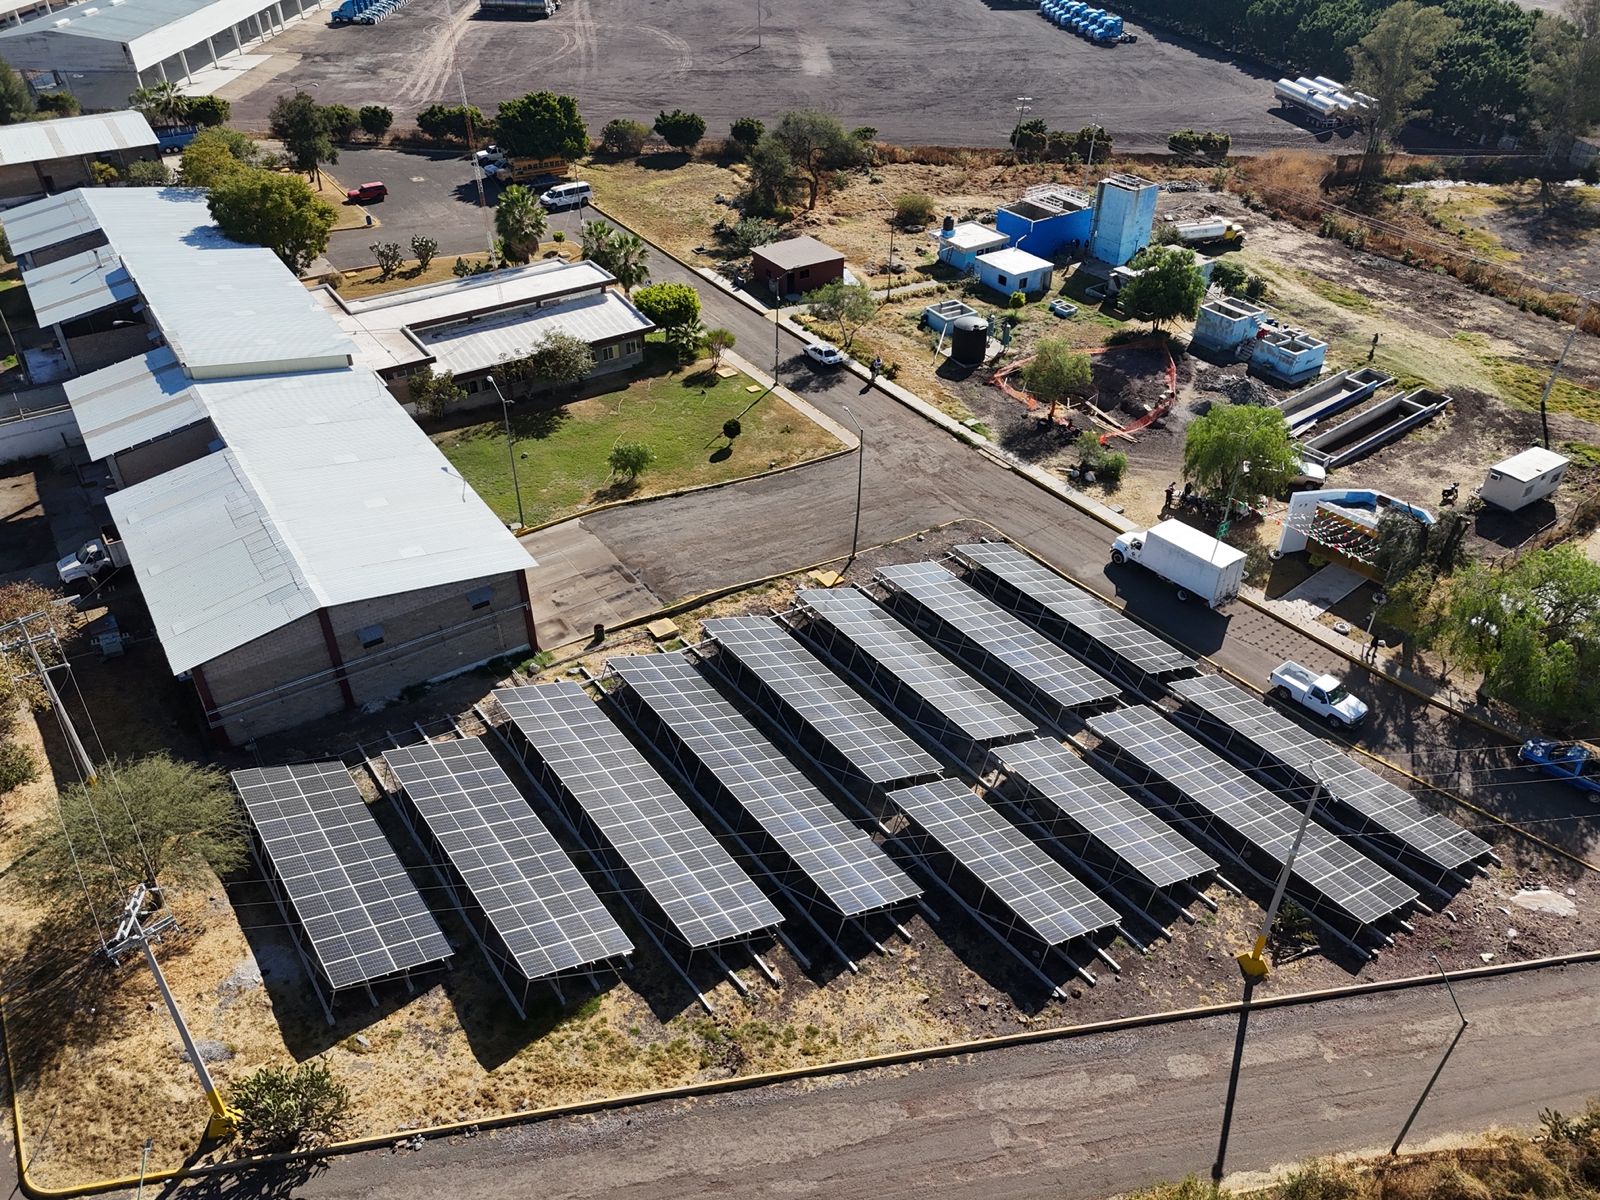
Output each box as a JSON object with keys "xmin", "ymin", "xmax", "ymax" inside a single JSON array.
[
  {"xmin": 110, "ymin": 421, "xmax": 218, "ymax": 487},
  {"xmin": 200, "ymin": 611, "xmax": 344, "ymax": 747}
]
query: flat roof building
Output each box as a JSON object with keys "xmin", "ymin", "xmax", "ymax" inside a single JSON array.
[
  {"xmin": 750, "ymin": 234, "xmax": 845, "ymax": 298},
  {"xmin": 974, "ymin": 246, "xmax": 1055, "ymax": 298},
  {"xmin": 0, "ymin": 110, "xmax": 158, "ymax": 200}
]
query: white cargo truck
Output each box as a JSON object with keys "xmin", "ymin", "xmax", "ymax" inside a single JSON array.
[
  {"xmin": 57, "ymin": 525, "xmax": 129, "ymax": 588},
  {"xmin": 1109, "ymin": 518, "xmax": 1245, "ymax": 607}
]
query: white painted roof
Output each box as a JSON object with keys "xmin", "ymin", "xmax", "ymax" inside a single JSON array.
[
  {"xmin": 21, "ymin": 243, "xmax": 135, "ymax": 325},
  {"xmin": 63, "ymin": 345, "xmax": 201, "ymax": 460},
  {"xmin": 1491, "ymin": 446, "xmax": 1569, "ymax": 481},
  {"xmin": 941, "ymin": 222, "xmax": 1009, "ymax": 253},
  {"xmin": 2, "ymin": 189, "xmax": 97, "ymax": 257},
  {"xmin": 107, "ymin": 366, "xmax": 533, "ymax": 674},
  {"xmin": 976, "ymin": 247, "xmax": 1055, "ymax": 274},
  {"xmin": 0, "ymin": 0, "xmax": 278, "ymax": 70},
  {"xmin": 332, "ymin": 259, "xmax": 615, "ymax": 329},
  {"xmin": 420, "ymin": 291, "xmax": 653, "ymax": 377},
  {"xmin": 0, "ymin": 111, "xmax": 158, "ymax": 168}
]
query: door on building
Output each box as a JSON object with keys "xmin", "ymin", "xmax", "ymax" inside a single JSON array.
[{"xmin": 786, "ymin": 270, "xmax": 796, "ymax": 293}]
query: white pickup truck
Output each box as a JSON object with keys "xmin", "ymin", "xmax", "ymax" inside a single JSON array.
[
  {"xmin": 1269, "ymin": 660, "xmax": 1368, "ymax": 728},
  {"xmin": 57, "ymin": 525, "xmax": 129, "ymax": 588}
]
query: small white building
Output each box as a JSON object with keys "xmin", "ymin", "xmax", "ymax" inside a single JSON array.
[
  {"xmin": 974, "ymin": 246, "xmax": 1054, "ymax": 298},
  {"xmin": 1479, "ymin": 446, "xmax": 1569, "ymax": 512},
  {"xmin": 936, "ymin": 220, "xmax": 1009, "ymax": 272}
]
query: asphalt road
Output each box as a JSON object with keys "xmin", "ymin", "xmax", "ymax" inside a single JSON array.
[{"xmin": 158, "ymin": 961, "xmax": 1600, "ymax": 1200}]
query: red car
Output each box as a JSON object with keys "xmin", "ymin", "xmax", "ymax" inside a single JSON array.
[{"xmin": 346, "ymin": 181, "xmax": 388, "ymax": 203}]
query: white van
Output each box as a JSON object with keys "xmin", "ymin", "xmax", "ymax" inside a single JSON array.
[{"xmin": 539, "ymin": 180, "xmax": 592, "ymax": 210}]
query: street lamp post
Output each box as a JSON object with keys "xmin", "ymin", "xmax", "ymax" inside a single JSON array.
[
  {"xmin": 840, "ymin": 403, "xmax": 865, "ymax": 580},
  {"xmin": 769, "ymin": 276, "xmax": 782, "ymax": 377},
  {"xmin": 1010, "ymin": 95, "xmax": 1033, "ymax": 158},
  {"xmin": 486, "ymin": 374, "xmax": 526, "ymax": 530}
]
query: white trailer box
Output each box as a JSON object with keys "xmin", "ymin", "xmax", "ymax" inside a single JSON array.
[
  {"xmin": 1479, "ymin": 446, "xmax": 1569, "ymax": 511},
  {"xmin": 1110, "ymin": 518, "xmax": 1246, "ymax": 607}
]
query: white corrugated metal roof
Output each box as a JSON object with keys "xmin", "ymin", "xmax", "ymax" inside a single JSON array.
[
  {"xmin": 334, "ymin": 259, "xmax": 615, "ymax": 329},
  {"xmin": 941, "ymin": 222, "xmax": 1009, "ymax": 252},
  {"xmin": 63, "ymin": 346, "xmax": 200, "ymax": 460},
  {"xmin": 21, "ymin": 243, "xmax": 135, "ymax": 325},
  {"xmin": 976, "ymin": 247, "xmax": 1055, "ymax": 274},
  {"xmin": 1491, "ymin": 446, "xmax": 1569, "ymax": 481},
  {"xmin": 2, "ymin": 189, "xmax": 98, "ymax": 257},
  {"xmin": 107, "ymin": 366, "xmax": 534, "ymax": 674},
  {"xmin": 0, "ymin": 0, "xmax": 277, "ymax": 70},
  {"xmin": 0, "ymin": 111, "xmax": 158, "ymax": 168},
  {"xmin": 420, "ymin": 292, "xmax": 653, "ymax": 377}
]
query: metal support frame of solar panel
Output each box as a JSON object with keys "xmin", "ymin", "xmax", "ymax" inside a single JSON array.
[
  {"xmin": 492, "ymin": 682, "xmax": 784, "ymax": 953},
  {"xmin": 231, "ymin": 763, "xmax": 451, "ymax": 1022},
  {"xmin": 700, "ymin": 616, "xmax": 943, "ymax": 792},
  {"xmin": 607, "ymin": 655, "xmax": 922, "ymax": 927},
  {"xmin": 1167, "ymin": 675, "xmax": 1491, "ymax": 885},
  {"xmin": 989, "ymin": 737, "xmax": 1217, "ymax": 901},
  {"xmin": 887, "ymin": 777, "xmax": 1121, "ymax": 965},
  {"xmin": 874, "ymin": 561, "xmax": 1122, "ymax": 729},
  {"xmin": 1085, "ymin": 707, "xmax": 1418, "ymax": 946},
  {"xmin": 952, "ymin": 542, "xmax": 1195, "ymax": 695},
  {"xmin": 381, "ymin": 738, "xmax": 633, "ymax": 1015},
  {"xmin": 792, "ymin": 587, "xmax": 1040, "ymax": 758}
]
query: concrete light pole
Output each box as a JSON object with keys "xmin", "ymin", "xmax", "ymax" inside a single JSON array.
[
  {"xmin": 486, "ymin": 374, "xmax": 526, "ymax": 530},
  {"xmin": 1010, "ymin": 95, "xmax": 1033, "ymax": 157},
  {"xmin": 1537, "ymin": 294, "xmax": 1592, "ymax": 450}
]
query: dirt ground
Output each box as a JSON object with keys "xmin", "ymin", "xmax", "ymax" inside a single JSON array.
[
  {"xmin": 1409, "ymin": 181, "xmax": 1600, "ymax": 298},
  {"xmin": 0, "ymin": 466, "xmax": 52, "ymax": 579},
  {"xmin": 4, "ymin": 520, "xmax": 1597, "ymax": 1190}
]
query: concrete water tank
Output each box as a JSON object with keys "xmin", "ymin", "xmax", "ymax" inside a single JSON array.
[{"xmin": 950, "ymin": 314, "xmax": 988, "ymax": 366}]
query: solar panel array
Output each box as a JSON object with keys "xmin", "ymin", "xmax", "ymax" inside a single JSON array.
[
  {"xmin": 876, "ymin": 561, "xmax": 1121, "ymax": 712},
  {"xmin": 1086, "ymin": 706, "xmax": 1418, "ymax": 926},
  {"xmin": 382, "ymin": 738, "xmax": 633, "ymax": 983},
  {"xmin": 1169, "ymin": 674, "xmax": 1490, "ymax": 872},
  {"xmin": 888, "ymin": 778, "xmax": 1120, "ymax": 947},
  {"xmin": 954, "ymin": 543, "xmax": 1194, "ymax": 679},
  {"xmin": 992, "ymin": 737, "xmax": 1217, "ymax": 890},
  {"xmin": 797, "ymin": 587, "xmax": 1039, "ymax": 745},
  {"xmin": 610, "ymin": 655, "xmax": 922, "ymax": 918},
  {"xmin": 493, "ymin": 682, "xmax": 783, "ymax": 949},
  {"xmin": 704, "ymin": 616, "xmax": 942, "ymax": 786},
  {"xmin": 232, "ymin": 763, "xmax": 451, "ymax": 992}
]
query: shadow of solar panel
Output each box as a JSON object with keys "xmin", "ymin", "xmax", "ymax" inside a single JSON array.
[
  {"xmin": 992, "ymin": 737, "xmax": 1216, "ymax": 889},
  {"xmin": 703, "ymin": 616, "xmax": 942, "ymax": 787},
  {"xmin": 610, "ymin": 655, "xmax": 921, "ymax": 918},
  {"xmin": 887, "ymin": 777, "xmax": 1119, "ymax": 947},
  {"xmin": 231, "ymin": 762, "xmax": 450, "ymax": 992},
  {"xmin": 382, "ymin": 738, "xmax": 633, "ymax": 982},
  {"xmin": 1085, "ymin": 706, "xmax": 1417, "ymax": 926},
  {"xmin": 797, "ymin": 587, "xmax": 1038, "ymax": 745},
  {"xmin": 492, "ymin": 682, "xmax": 783, "ymax": 949},
  {"xmin": 953, "ymin": 543, "xmax": 1193, "ymax": 679},
  {"xmin": 1168, "ymin": 675, "xmax": 1490, "ymax": 873}
]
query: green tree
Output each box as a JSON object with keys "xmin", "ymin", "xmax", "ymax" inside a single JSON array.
[
  {"xmin": 516, "ymin": 329, "xmax": 594, "ymax": 393},
  {"xmin": 1210, "ymin": 258, "xmax": 1248, "ymax": 295},
  {"xmin": 893, "ymin": 192, "xmax": 936, "ymax": 228},
  {"xmin": 494, "ymin": 184, "xmax": 548, "ymax": 263},
  {"xmin": 729, "ymin": 216, "xmax": 780, "ymax": 255},
  {"xmin": 0, "ymin": 58, "xmax": 33, "ymax": 125},
  {"xmin": 321, "ymin": 102, "xmax": 360, "ymax": 143},
  {"xmin": 129, "ymin": 81, "xmax": 185, "ymax": 126},
  {"xmin": 772, "ymin": 110, "xmax": 861, "ymax": 210},
  {"xmin": 408, "ymin": 369, "xmax": 465, "ymax": 418},
  {"xmin": 410, "ymin": 234, "xmax": 438, "ymax": 271},
  {"xmin": 707, "ymin": 327, "xmax": 735, "ymax": 367},
  {"xmin": 358, "ymin": 104, "xmax": 394, "ymax": 139},
  {"xmin": 0, "ymin": 740, "xmax": 35, "ymax": 798},
  {"xmin": 124, "ymin": 159, "xmax": 173, "ymax": 186},
  {"xmin": 805, "ymin": 279, "xmax": 877, "ymax": 351},
  {"xmin": 1349, "ymin": 2, "xmax": 1460, "ymax": 190},
  {"xmin": 185, "ymin": 94, "xmax": 231, "ymax": 127},
  {"xmin": 599, "ymin": 117, "xmax": 650, "ymax": 155},
  {"xmin": 1011, "ymin": 117, "xmax": 1049, "ymax": 160},
  {"xmin": 416, "ymin": 102, "xmax": 483, "ymax": 141},
  {"xmin": 605, "ymin": 230, "xmax": 650, "ymax": 291},
  {"xmin": 495, "ymin": 90, "xmax": 588, "ymax": 161},
  {"xmin": 729, "ymin": 116, "xmax": 765, "ymax": 151},
  {"xmin": 1119, "ymin": 245, "xmax": 1207, "ymax": 328},
  {"xmin": 89, "ymin": 161, "xmax": 120, "ymax": 186},
  {"xmin": 34, "ymin": 91, "xmax": 80, "ymax": 117},
  {"xmin": 208, "ymin": 169, "xmax": 336, "ymax": 273},
  {"xmin": 1529, "ymin": 0, "xmax": 1600, "ymax": 205},
  {"xmin": 633, "ymin": 280, "xmax": 702, "ymax": 330},
  {"xmin": 231, "ymin": 1062, "xmax": 351, "ymax": 1151},
  {"xmin": 370, "ymin": 240, "xmax": 404, "ymax": 279},
  {"xmin": 665, "ymin": 317, "xmax": 707, "ymax": 362},
  {"xmin": 608, "ymin": 441, "xmax": 657, "ymax": 482},
  {"xmin": 579, "ymin": 218, "xmax": 617, "ymax": 264},
  {"xmin": 179, "ymin": 128, "xmax": 260, "ymax": 187},
  {"xmin": 269, "ymin": 90, "xmax": 338, "ymax": 184},
  {"xmin": 1023, "ymin": 338, "xmax": 1092, "ymax": 422},
  {"xmin": 24, "ymin": 754, "xmax": 245, "ymax": 914},
  {"xmin": 1182, "ymin": 403, "xmax": 1302, "ymax": 506},
  {"xmin": 744, "ymin": 136, "xmax": 797, "ymax": 214},
  {"xmin": 653, "ymin": 108, "xmax": 706, "ymax": 153}
]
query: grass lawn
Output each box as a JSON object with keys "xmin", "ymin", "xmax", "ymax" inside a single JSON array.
[{"xmin": 434, "ymin": 356, "xmax": 843, "ymax": 526}]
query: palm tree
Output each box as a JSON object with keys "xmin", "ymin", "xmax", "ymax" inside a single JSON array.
[
  {"xmin": 494, "ymin": 185, "xmax": 547, "ymax": 264},
  {"xmin": 607, "ymin": 231, "xmax": 650, "ymax": 291},
  {"xmin": 129, "ymin": 82, "xmax": 188, "ymax": 128}
]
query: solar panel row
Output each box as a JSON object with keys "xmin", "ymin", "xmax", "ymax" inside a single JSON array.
[
  {"xmin": 609, "ymin": 655, "xmax": 922, "ymax": 919},
  {"xmin": 494, "ymin": 682, "xmax": 784, "ymax": 950},
  {"xmin": 232, "ymin": 763, "xmax": 451, "ymax": 993},
  {"xmin": 1086, "ymin": 706, "xmax": 1417, "ymax": 927}
]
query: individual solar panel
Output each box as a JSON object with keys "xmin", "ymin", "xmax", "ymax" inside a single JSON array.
[
  {"xmin": 493, "ymin": 682, "xmax": 783, "ymax": 949},
  {"xmin": 1169, "ymin": 674, "xmax": 1490, "ymax": 872},
  {"xmin": 610, "ymin": 655, "xmax": 921, "ymax": 918},
  {"xmin": 703, "ymin": 616, "xmax": 942, "ymax": 787},
  {"xmin": 796, "ymin": 587, "xmax": 1039, "ymax": 746},
  {"xmin": 888, "ymin": 778, "xmax": 1120, "ymax": 947},
  {"xmin": 1086, "ymin": 706, "xmax": 1417, "ymax": 927},
  {"xmin": 876, "ymin": 561, "xmax": 1121, "ymax": 712},
  {"xmin": 953, "ymin": 543, "xmax": 1194, "ymax": 680},
  {"xmin": 992, "ymin": 737, "xmax": 1217, "ymax": 890},
  {"xmin": 382, "ymin": 738, "xmax": 633, "ymax": 983},
  {"xmin": 231, "ymin": 762, "xmax": 451, "ymax": 993}
]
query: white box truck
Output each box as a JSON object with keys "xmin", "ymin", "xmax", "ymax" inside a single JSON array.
[
  {"xmin": 57, "ymin": 524, "xmax": 129, "ymax": 588},
  {"xmin": 1109, "ymin": 518, "xmax": 1245, "ymax": 607}
]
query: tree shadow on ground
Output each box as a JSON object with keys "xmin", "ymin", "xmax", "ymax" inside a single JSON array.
[
  {"xmin": 152, "ymin": 1156, "xmax": 330, "ymax": 1200},
  {"xmin": 589, "ymin": 478, "xmax": 641, "ymax": 505},
  {"xmin": 637, "ymin": 151, "xmax": 693, "ymax": 172}
]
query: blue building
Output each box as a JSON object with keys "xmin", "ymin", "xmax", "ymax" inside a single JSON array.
[
  {"xmin": 995, "ymin": 186, "xmax": 1093, "ymax": 258},
  {"xmin": 1192, "ymin": 296, "xmax": 1265, "ymax": 354},
  {"xmin": 936, "ymin": 220, "xmax": 1010, "ymax": 272},
  {"xmin": 975, "ymin": 247, "xmax": 1055, "ymax": 297},
  {"xmin": 1087, "ymin": 172, "xmax": 1158, "ymax": 266}
]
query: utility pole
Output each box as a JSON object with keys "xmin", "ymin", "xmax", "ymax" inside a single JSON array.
[
  {"xmin": 885, "ymin": 221, "xmax": 896, "ymax": 303},
  {"xmin": 769, "ymin": 277, "xmax": 782, "ymax": 377},
  {"xmin": 111, "ymin": 886, "xmax": 241, "ymax": 1142},
  {"xmin": 1390, "ymin": 954, "xmax": 1469, "ymax": 1156},
  {"xmin": 486, "ymin": 374, "xmax": 525, "ymax": 530},
  {"xmin": 839, "ymin": 404, "xmax": 865, "ymax": 580},
  {"xmin": 20, "ymin": 622, "xmax": 96, "ymax": 784},
  {"xmin": 1010, "ymin": 96, "xmax": 1033, "ymax": 159},
  {"xmin": 1537, "ymin": 294, "xmax": 1592, "ymax": 450}
]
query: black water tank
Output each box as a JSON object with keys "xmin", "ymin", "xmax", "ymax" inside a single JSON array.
[
  {"xmin": 950, "ymin": 314, "xmax": 988, "ymax": 366},
  {"xmin": 942, "ymin": 214, "xmax": 956, "ymax": 234}
]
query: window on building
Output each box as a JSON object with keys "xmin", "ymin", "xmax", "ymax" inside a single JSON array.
[
  {"xmin": 623, "ymin": 339, "xmax": 641, "ymax": 355},
  {"xmin": 1017, "ymin": 275, "xmax": 1030, "ymax": 290},
  {"xmin": 600, "ymin": 344, "xmax": 615, "ymax": 361},
  {"xmin": 356, "ymin": 624, "xmax": 385, "ymax": 649},
  {"xmin": 997, "ymin": 274, "xmax": 1008, "ymax": 287},
  {"xmin": 799, "ymin": 267, "xmax": 810, "ymax": 279},
  {"xmin": 1523, "ymin": 483, "xmax": 1536, "ymax": 497},
  {"xmin": 466, "ymin": 585, "xmax": 494, "ymax": 610},
  {"xmin": 465, "ymin": 379, "xmax": 481, "ymax": 394}
]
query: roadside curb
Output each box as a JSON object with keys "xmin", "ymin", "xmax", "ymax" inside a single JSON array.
[{"xmin": 11, "ymin": 950, "xmax": 1597, "ymax": 1198}]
